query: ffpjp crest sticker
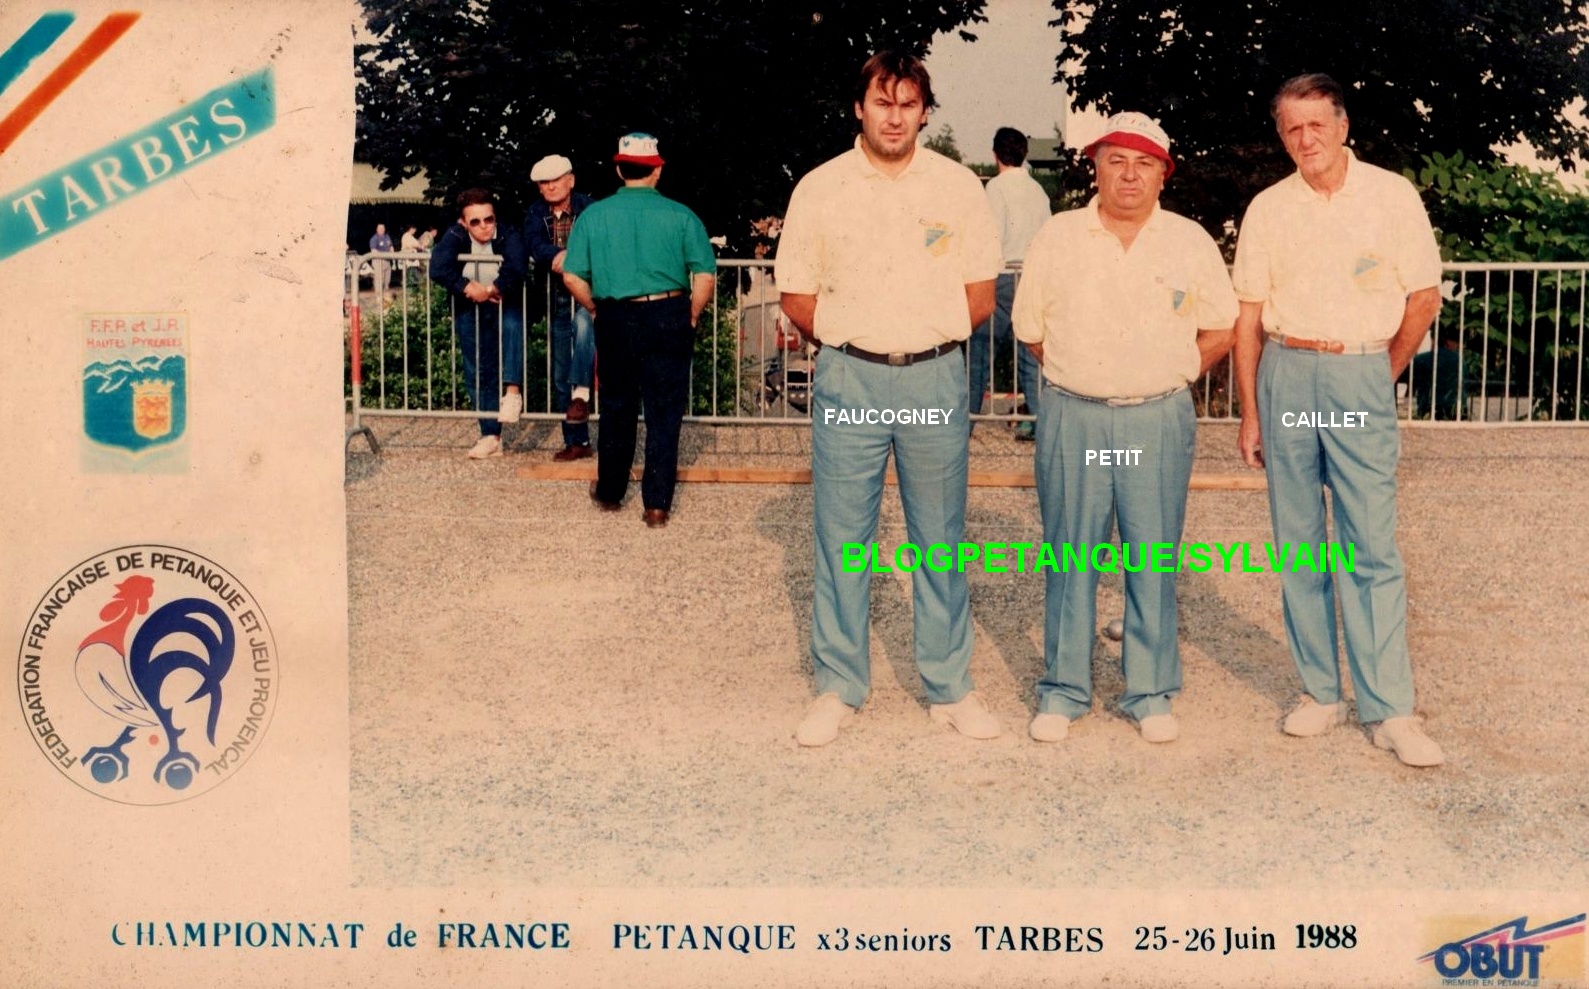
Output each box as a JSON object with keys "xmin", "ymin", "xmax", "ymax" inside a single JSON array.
[
  {"xmin": 15, "ymin": 545, "xmax": 278, "ymax": 804},
  {"xmin": 1352, "ymin": 252, "xmax": 1385, "ymax": 289},
  {"xmin": 920, "ymin": 218, "xmax": 953, "ymax": 257},
  {"xmin": 82, "ymin": 313, "xmax": 188, "ymax": 471}
]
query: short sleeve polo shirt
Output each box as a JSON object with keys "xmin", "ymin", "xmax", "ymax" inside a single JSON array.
[
  {"xmin": 562, "ymin": 186, "xmax": 715, "ymax": 300},
  {"xmin": 775, "ymin": 141, "xmax": 1003, "ymax": 353},
  {"xmin": 1013, "ymin": 199, "xmax": 1238, "ymax": 399},
  {"xmin": 1232, "ymin": 149, "xmax": 1441, "ymax": 344}
]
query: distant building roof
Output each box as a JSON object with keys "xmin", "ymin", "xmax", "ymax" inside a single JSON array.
[
  {"xmin": 350, "ymin": 163, "xmax": 440, "ymax": 205},
  {"xmin": 1027, "ymin": 138, "xmax": 1065, "ymax": 170}
]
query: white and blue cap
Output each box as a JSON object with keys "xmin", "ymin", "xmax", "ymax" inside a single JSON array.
[{"xmin": 613, "ymin": 132, "xmax": 664, "ymax": 166}]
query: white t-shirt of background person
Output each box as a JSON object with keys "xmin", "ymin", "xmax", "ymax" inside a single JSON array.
[{"xmin": 985, "ymin": 166, "xmax": 1052, "ymax": 265}]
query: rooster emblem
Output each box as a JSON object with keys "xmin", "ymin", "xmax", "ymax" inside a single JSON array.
[{"xmin": 72, "ymin": 575, "xmax": 235, "ymax": 790}]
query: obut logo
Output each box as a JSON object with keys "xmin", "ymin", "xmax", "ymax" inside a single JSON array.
[
  {"xmin": 15, "ymin": 545, "xmax": 278, "ymax": 804},
  {"xmin": 1418, "ymin": 914, "xmax": 1586, "ymax": 986}
]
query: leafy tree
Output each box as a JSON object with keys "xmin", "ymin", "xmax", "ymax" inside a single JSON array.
[
  {"xmin": 1054, "ymin": 0, "xmax": 1589, "ymax": 241},
  {"xmin": 1412, "ymin": 151, "xmax": 1589, "ymax": 263},
  {"xmin": 1408, "ymin": 153, "xmax": 1589, "ymax": 419},
  {"xmin": 357, "ymin": 1, "xmax": 988, "ymax": 248},
  {"xmin": 924, "ymin": 123, "xmax": 964, "ymax": 162}
]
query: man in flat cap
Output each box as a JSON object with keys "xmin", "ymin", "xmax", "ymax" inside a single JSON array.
[
  {"xmin": 1013, "ymin": 111, "xmax": 1238, "ymax": 744},
  {"xmin": 561, "ymin": 133, "xmax": 716, "ymax": 528},
  {"xmin": 1232, "ymin": 73, "xmax": 1445, "ymax": 767},
  {"xmin": 524, "ymin": 153, "xmax": 597, "ymax": 460},
  {"xmin": 776, "ymin": 51, "xmax": 1004, "ymax": 746}
]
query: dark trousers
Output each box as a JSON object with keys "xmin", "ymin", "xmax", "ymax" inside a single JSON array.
[{"xmin": 592, "ymin": 295, "xmax": 693, "ymax": 510}]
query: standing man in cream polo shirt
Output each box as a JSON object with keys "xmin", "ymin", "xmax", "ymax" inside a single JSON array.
[
  {"xmin": 1013, "ymin": 112, "xmax": 1237, "ymax": 744},
  {"xmin": 1233, "ymin": 73, "xmax": 1445, "ymax": 767},
  {"xmin": 777, "ymin": 51, "xmax": 1004, "ymax": 747}
]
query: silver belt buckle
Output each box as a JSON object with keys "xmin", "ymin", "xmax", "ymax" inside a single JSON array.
[
  {"xmin": 887, "ymin": 352, "xmax": 908, "ymax": 366},
  {"xmin": 1106, "ymin": 396, "xmax": 1147, "ymax": 407}
]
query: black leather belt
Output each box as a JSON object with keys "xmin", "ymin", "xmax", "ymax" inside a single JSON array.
[{"xmin": 832, "ymin": 340, "xmax": 963, "ymax": 367}]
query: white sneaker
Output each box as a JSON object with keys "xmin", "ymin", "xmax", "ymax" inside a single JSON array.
[
  {"xmin": 1028, "ymin": 712, "xmax": 1071, "ymax": 743},
  {"xmin": 1138, "ymin": 712, "xmax": 1179, "ymax": 744},
  {"xmin": 467, "ymin": 435, "xmax": 502, "ymax": 459},
  {"xmin": 1282, "ymin": 696, "xmax": 1345, "ymax": 737},
  {"xmin": 795, "ymin": 693, "xmax": 855, "ymax": 747},
  {"xmin": 1372, "ymin": 717, "xmax": 1445, "ymax": 767},
  {"xmin": 928, "ymin": 691, "xmax": 1001, "ymax": 739},
  {"xmin": 496, "ymin": 391, "xmax": 523, "ymax": 424}
]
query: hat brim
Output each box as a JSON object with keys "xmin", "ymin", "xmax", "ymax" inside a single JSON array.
[
  {"xmin": 613, "ymin": 153, "xmax": 664, "ymax": 166},
  {"xmin": 1084, "ymin": 132, "xmax": 1175, "ymax": 178}
]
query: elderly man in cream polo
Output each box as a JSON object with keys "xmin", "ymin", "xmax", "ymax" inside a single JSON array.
[
  {"xmin": 1013, "ymin": 112, "xmax": 1237, "ymax": 744},
  {"xmin": 1233, "ymin": 73, "xmax": 1445, "ymax": 767}
]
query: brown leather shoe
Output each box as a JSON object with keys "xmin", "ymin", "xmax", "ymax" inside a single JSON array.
[
  {"xmin": 589, "ymin": 481, "xmax": 621, "ymax": 512},
  {"xmin": 566, "ymin": 396, "xmax": 590, "ymax": 423},
  {"xmin": 642, "ymin": 508, "xmax": 669, "ymax": 528},
  {"xmin": 553, "ymin": 444, "xmax": 593, "ymax": 462}
]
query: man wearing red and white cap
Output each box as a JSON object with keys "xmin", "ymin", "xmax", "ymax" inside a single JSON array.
[
  {"xmin": 1013, "ymin": 111, "xmax": 1238, "ymax": 745},
  {"xmin": 562, "ymin": 133, "xmax": 716, "ymax": 528}
]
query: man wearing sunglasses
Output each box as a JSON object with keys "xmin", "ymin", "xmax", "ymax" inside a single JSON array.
[{"xmin": 429, "ymin": 187, "xmax": 529, "ymax": 459}]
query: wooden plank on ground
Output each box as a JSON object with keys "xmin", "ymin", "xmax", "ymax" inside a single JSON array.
[{"xmin": 516, "ymin": 463, "xmax": 1266, "ymax": 490}]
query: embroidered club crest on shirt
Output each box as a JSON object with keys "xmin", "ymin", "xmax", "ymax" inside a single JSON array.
[
  {"xmin": 1352, "ymin": 253, "xmax": 1385, "ymax": 289},
  {"xmin": 921, "ymin": 220, "xmax": 953, "ymax": 257}
]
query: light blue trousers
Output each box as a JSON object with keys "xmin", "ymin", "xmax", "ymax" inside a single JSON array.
[
  {"xmin": 1257, "ymin": 339, "xmax": 1415, "ymax": 723},
  {"xmin": 1033, "ymin": 384, "xmax": 1195, "ymax": 720},
  {"xmin": 809, "ymin": 347, "xmax": 973, "ymax": 708}
]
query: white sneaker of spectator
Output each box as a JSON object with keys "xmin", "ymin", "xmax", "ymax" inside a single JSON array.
[{"xmin": 467, "ymin": 435, "xmax": 502, "ymax": 459}]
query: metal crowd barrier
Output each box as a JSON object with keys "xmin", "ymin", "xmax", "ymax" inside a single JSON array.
[{"xmin": 345, "ymin": 254, "xmax": 1589, "ymax": 453}]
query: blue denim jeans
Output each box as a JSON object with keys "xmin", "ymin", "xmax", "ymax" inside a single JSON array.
[
  {"xmin": 967, "ymin": 272, "xmax": 1040, "ymax": 416},
  {"xmin": 809, "ymin": 346, "xmax": 974, "ymax": 708},
  {"xmin": 453, "ymin": 299, "xmax": 525, "ymax": 437},
  {"xmin": 548, "ymin": 288, "xmax": 595, "ymax": 447}
]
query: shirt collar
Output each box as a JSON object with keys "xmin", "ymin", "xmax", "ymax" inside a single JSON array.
[
  {"xmin": 1287, "ymin": 147, "xmax": 1361, "ymax": 202},
  {"xmin": 1083, "ymin": 195, "xmax": 1165, "ymax": 235},
  {"xmin": 846, "ymin": 136, "xmax": 929, "ymax": 181}
]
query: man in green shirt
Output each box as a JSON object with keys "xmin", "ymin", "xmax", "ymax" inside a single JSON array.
[{"xmin": 562, "ymin": 133, "xmax": 716, "ymax": 528}]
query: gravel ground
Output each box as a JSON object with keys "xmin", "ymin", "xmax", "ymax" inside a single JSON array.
[{"xmin": 346, "ymin": 416, "xmax": 1589, "ymax": 889}]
